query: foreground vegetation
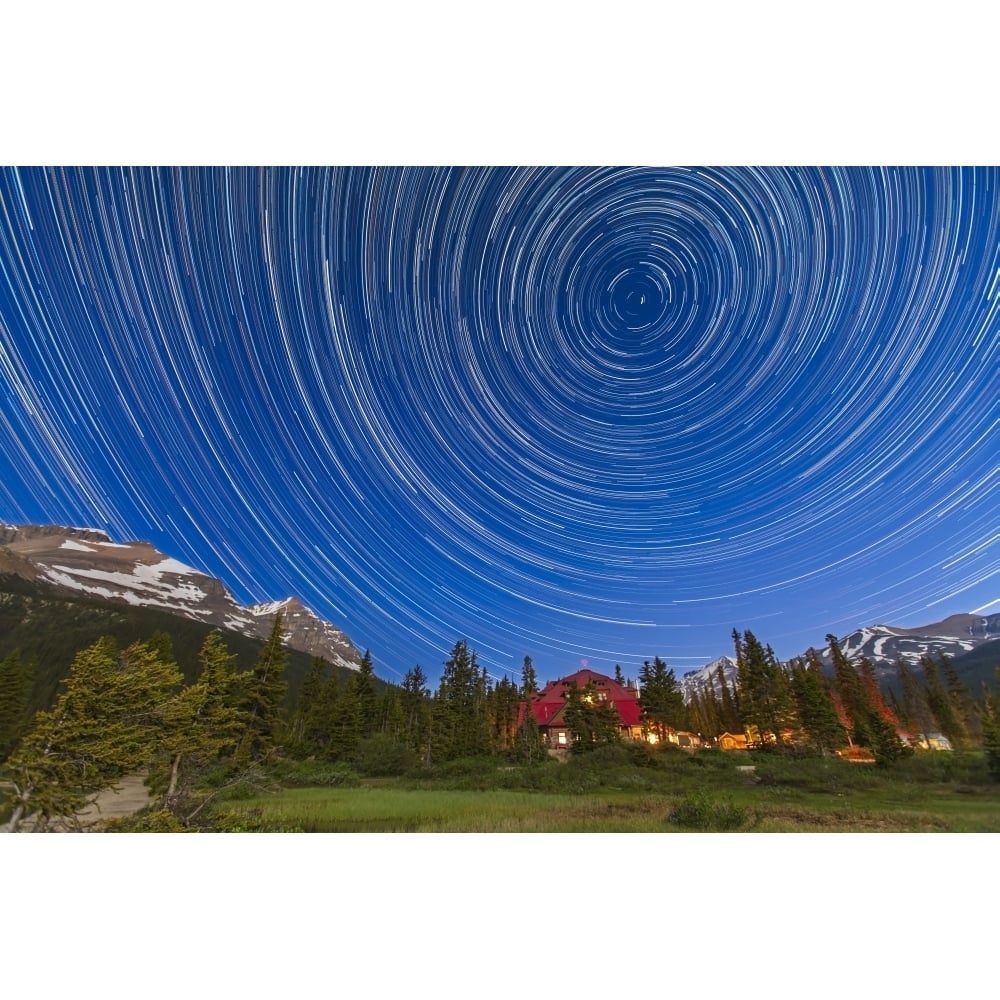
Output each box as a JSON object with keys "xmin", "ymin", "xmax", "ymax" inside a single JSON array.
[
  {"xmin": 204, "ymin": 749, "xmax": 1000, "ymax": 832},
  {"xmin": 2, "ymin": 612, "xmax": 999, "ymax": 832}
]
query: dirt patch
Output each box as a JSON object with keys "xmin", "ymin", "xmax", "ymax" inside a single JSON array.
[
  {"xmin": 760, "ymin": 805, "xmax": 949, "ymax": 832},
  {"xmin": 16, "ymin": 771, "xmax": 153, "ymax": 831},
  {"xmin": 75, "ymin": 772, "xmax": 153, "ymax": 827}
]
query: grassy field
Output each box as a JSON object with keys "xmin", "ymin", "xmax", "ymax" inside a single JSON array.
[{"xmin": 206, "ymin": 749, "xmax": 1000, "ymax": 832}]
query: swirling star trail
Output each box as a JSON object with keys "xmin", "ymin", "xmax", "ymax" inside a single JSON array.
[{"xmin": 0, "ymin": 167, "xmax": 996, "ymax": 681}]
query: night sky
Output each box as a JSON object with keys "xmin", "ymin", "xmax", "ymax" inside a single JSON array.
[{"xmin": 0, "ymin": 167, "xmax": 996, "ymax": 684}]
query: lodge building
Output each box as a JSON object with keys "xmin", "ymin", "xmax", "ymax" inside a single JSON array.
[{"xmin": 522, "ymin": 668, "xmax": 644, "ymax": 747}]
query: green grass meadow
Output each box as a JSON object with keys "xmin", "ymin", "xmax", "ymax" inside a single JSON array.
[{"xmin": 207, "ymin": 749, "xmax": 1000, "ymax": 833}]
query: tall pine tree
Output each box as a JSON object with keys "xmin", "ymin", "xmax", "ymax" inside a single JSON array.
[
  {"xmin": 638, "ymin": 656, "xmax": 686, "ymax": 742},
  {"xmin": 400, "ymin": 665, "xmax": 431, "ymax": 762},
  {"xmin": 521, "ymin": 655, "xmax": 538, "ymax": 696},
  {"xmin": 434, "ymin": 640, "xmax": 490, "ymax": 761},
  {"xmin": 734, "ymin": 630, "xmax": 795, "ymax": 747},
  {"xmin": 236, "ymin": 613, "xmax": 289, "ymax": 763},
  {"xmin": 789, "ymin": 652, "xmax": 846, "ymax": 755}
]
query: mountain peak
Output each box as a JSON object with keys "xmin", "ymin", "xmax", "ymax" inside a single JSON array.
[{"xmin": 0, "ymin": 524, "xmax": 362, "ymax": 671}]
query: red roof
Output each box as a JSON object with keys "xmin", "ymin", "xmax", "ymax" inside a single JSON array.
[{"xmin": 521, "ymin": 668, "xmax": 643, "ymax": 728}]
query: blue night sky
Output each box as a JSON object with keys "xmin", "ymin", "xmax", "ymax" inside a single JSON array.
[{"xmin": 0, "ymin": 167, "xmax": 996, "ymax": 684}]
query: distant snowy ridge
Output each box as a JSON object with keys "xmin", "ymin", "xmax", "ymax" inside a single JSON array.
[
  {"xmin": 816, "ymin": 614, "xmax": 1000, "ymax": 670},
  {"xmin": 0, "ymin": 524, "xmax": 362, "ymax": 672},
  {"xmin": 683, "ymin": 613, "xmax": 1000, "ymax": 697}
]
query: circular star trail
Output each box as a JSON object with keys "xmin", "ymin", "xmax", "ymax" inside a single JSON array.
[{"xmin": 0, "ymin": 167, "xmax": 996, "ymax": 681}]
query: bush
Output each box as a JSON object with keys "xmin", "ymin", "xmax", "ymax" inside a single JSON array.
[
  {"xmin": 751, "ymin": 754, "xmax": 879, "ymax": 793},
  {"xmin": 569, "ymin": 743, "xmax": 631, "ymax": 768},
  {"xmin": 352, "ymin": 735, "xmax": 417, "ymax": 777},
  {"xmin": 668, "ymin": 790, "xmax": 754, "ymax": 831},
  {"xmin": 893, "ymin": 751, "xmax": 990, "ymax": 785},
  {"xmin": 266, "ymin": 758, "xmax": 362, "ymax": 787},
  {"xmin": 427, "ymin": 756, "xmax": 497, "ymax": 778},
  {"xmin": 100, "ymin": 810, "xmax": 191, "ymax": 833},
  {"xmin": 405, "ymin": 756, "xmax": 505, "ymax": 790},
  {"xmin": 624, "ymin": 741, "xmax": 659, "ymax": 768},
  {"xmin": 685, "ymin": 747, "xmax": 738, "ymax": 769}
]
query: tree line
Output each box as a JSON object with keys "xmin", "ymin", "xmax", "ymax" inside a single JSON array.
[{"xmin": 3, "ymin": 620, "xmax": 1000, "ymax": 830}]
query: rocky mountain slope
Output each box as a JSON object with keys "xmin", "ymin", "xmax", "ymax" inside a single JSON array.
[
  {"xmin": 0, "ymin": 524, "xmax": 362, "ymax": 672},
  {"xmin": 680, "ymin": 654, "xmax": 739, "ymax": 699},
  {"xmin": 815, "ymin": 614, "xmax": 1000, "ymax": 674}
]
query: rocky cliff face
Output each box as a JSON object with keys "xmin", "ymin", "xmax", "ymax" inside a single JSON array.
[
  {"xmin": 248, "ymin": 597, "xmax": 361, "ymax": 672},
  {"xmin": 0, "ymin": 524, "xmax": 361, "ymax": 671}
]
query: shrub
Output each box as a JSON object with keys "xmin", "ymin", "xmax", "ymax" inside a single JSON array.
[
  {"xmin": 893, "ymin": 751, "xmax": 990, "ymax": 785},
  {"xmin": 100, "ymin": 810, "xmax": 191, "ymax": 833},
  {"xmin": 266, "ymin": 758, "xmax": 362, "ymax": 787},
  {"xmin": 407, "ymin": 756, "xmax": 510, "ymax": 790},
  {"xmin": 624, "ymin": 741, "xmax": 658, "ymax": 768},
  {"xmin": 685, "ymin": 747, "xmax": 731, "ymax": 768},
  {"xmin": 668, "ymin": 790, "xmax": 754, "ymax": 831},
  {"xmin": 570, "ymin": 743, "xmax": 632, "ymax": 769},
  {"xmin": 352, "ymin": 735, "xmax": 417, "ymax": 777},
  {"xmin": 752, "ymin": 754, "xmax": 880, "ymax": 792}
]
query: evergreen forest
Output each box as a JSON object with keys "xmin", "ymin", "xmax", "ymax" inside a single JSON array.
[{"xmin": 2, "ymin": 595, "xmax": 1000, "ymax": 832}]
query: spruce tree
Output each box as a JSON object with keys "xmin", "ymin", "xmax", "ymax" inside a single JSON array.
[
  {"xmin": 828, "ymin": 634, "xmax": 868, "ymax": 738},
  {"xmin": 736, "ymin": 630, "xmax": 796, "ymax": 747},
  {"xmin": 236, "ymin": 613, "xmax": 289, "ymax": 762},
  {"xmin": 513, "ymin": 696, "xmax": 547, "ymax": 763},
  {"xmin": 289, "ymin": 656, "xmax": 330, "ymax": 756},
  {"xmin": 400, "ymin": 665, "xmax": 431, "ymax": 761},
  {"xmin": 487, "ymin": 675, "xmax": 521, "ymax": 754},
  {"xmin": 0, "ymin": 650, "xmax": 35, "ymax": 759},
  {"xmin": 942, "ymin": 657, "xmax": 979, "ymax": 744},
  {"xmin": 980, "ymin": 685, "xmax": 1000, "ymax": 782},
  {"xmin": 790, "ymin": 653, "xmax": 846, "ymax": 755},
  {"xmin": 828, "ymin": 635, "xmax": 908, "ymax": 764},
  {"xmin": 638, "ymin": 656, "xmax": 685, "ymax": 742},
  {"xmin": 435, "ymin": 640, "xmax": 490, "ymax": 760},
  {"xmin": 154, "ymin": 630, "xmax": 249, "ymax": 811},
  {"xmin": 351, "ymin": 650, "xmax": 379, "ymax": 738},
  {"xmin": 920, "ymin": 654, "xmax": 963, "ymax": 746},
  {"xmin": 716, "ymin": 661, "xmax": 741, "ymax": 734},
  {"xmin": 327, "ymin": 681, "xmax": 361, "ymax": 759},
  {"xmin": 695, "ymin": 683, "xmax": 724, "ymax": 739},
  {"xmin": 896, "ymin": 658, "xmax": 934, "ymax": 745},
  {"xmin": 563, "ymin": 680, "xmax": 621, "ymax": 752},
  {"xmin": 4, "ymin": 637, "xmax": 187, "ymax": 831},
  {"xmin": 858, "ymin": 656, "xmax": 899, "ymax": 727},
  {"xmin": 376, "ymin": 684, "xmax": 406, "ymax": 738},
  {"xmin": 521, "ymin": 655, "xmax": 538, "ymax": 696}
]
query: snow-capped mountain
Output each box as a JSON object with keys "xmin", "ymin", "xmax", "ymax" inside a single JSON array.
[
  {"xmin": 677, "ymin": 611, "xmax": 1000, "ymax": 700},
  {"xmin": 814, "ymin": 614, "xmax": 1000, "ymax": 675},
  {"xmin": 248, "ymin": 596, "xmax": 362, "ymax": 672},
  {"xmin": 0, "ymin": 524, "xmax": 361, "ymax": 671},
  {"xmin": 680, "ymin": 654, "xmax": 739, "ymax": 700}
]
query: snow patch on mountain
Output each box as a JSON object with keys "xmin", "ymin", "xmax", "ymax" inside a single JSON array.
[
  {"xmin": 250, "ymin": 598, "xmax": 295, "ymax": 616},
  {"xmin": 60, "ymin": 539, "xmax": 97, "ymax": 553},
  {"xmin": 45, "ymin": 560, "xmax": 209, "ymax": 603}
]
